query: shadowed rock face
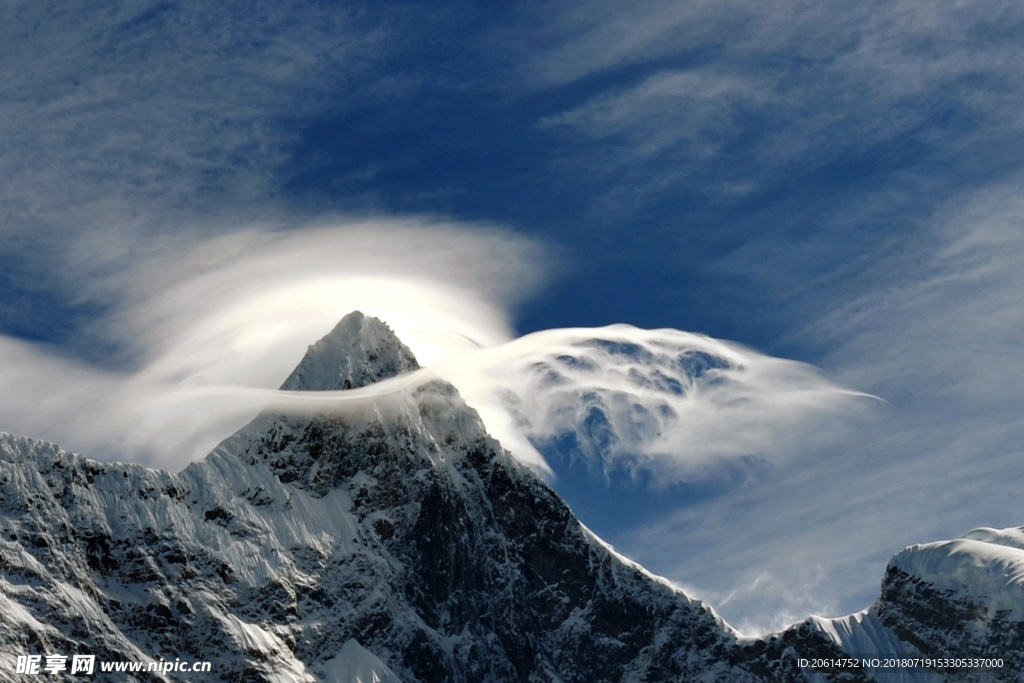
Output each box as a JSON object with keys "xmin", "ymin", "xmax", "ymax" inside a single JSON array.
[{"xmin": 2, "ymin": 312, "xmax": 1013, "ymax": 683}]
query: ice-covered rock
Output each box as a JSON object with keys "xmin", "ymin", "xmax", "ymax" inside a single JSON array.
[{"xmin": 318, "ymin": 640, "xmax": 402, "ymax": 683}]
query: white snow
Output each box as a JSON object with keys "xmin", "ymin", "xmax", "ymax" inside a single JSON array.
[
  {"xmin": 892, "ymin": 535, "xmax": 1024, "ymax": 621},
  {"xmin": 809, "ymin": 610, "xmax": 941, "ymax": 683},
  {"xmin": 964, "ymin": 525, "xmax": 1024, "ymax": 550},
  {"xmin": 0, "ymin": 584, "xmax": 53, "ymax": 633},
  {"xmin": 579, "ymin": 523, "xmax": 699, "ymax": 601},
  {"xmin": 213, "ymin": 612, "xmax": 317, "ymax": 683},
  {"xmin": 318, "ymin": 640, "xmax": 403, "ymax": 683},
  {"xmin": 807, "ymin": 525, "xmax": 1024, "ymax": 683},
  {"xmin": 181, "ymin": 451, "xmax": 365, "ymax": 583},
  {"xmin": 216, "ymin": 612, "xmax": 287, "ymax": 654}
]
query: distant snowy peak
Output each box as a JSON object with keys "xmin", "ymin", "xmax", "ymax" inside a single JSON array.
[
  {"xmin": 805, "ymin": 524, "xmax": 1024, "ymax": 683},
  {"xmin": 280, "ymin": 311, "xmax": 419, "ymax": 392},
  {"xmin": 889, "ymin": 526, "xmax": 1024, "ymax": 622}
]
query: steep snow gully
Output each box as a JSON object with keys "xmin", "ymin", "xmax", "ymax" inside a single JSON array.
[{"xmin": 1, "ymin": 312, "xmax": 1021, "ymax": 682}]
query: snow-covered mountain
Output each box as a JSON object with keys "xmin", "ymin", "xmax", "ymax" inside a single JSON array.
[
  {"xmin": 803, "ymin": 527, "xmax": 1024, "ymax": 683},
  {"xmin": 0, "ymin": 312, "xmax": 1020, "ymax": 682}
]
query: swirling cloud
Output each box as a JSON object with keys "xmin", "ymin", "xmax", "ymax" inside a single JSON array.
[{"xmin": 0, "ymin": 219, "xmax": 547, "ymax": 468}]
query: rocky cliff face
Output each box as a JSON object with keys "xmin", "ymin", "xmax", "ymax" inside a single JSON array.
[{"xmin": 0, "ymin": 312, "xmax": 1019, "ymax": 682}]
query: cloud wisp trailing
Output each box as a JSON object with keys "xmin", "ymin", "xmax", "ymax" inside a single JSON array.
[
  {"xmin": 0, "ymin": 212, "xmax": 871, "ymax": 502},
  {"xmin": 510, "ymin": 0, "xmax": 1024, "ymax": 213}
]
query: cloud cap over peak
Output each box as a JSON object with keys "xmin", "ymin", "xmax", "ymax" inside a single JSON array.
[{"xmin": 281, "ymin": 311, "xmax": 420, "ymax": 392}]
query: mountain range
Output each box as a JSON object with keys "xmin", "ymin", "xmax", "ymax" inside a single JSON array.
[{"xmin": 1, "ymin": 312, "xmax": 1020, "ymax": 682}]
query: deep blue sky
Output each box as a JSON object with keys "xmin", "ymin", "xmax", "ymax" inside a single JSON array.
[
  {"xmin": 2, "ymin": 0, "xmax": 1024, "ymax": 633},
  {"xmin": 266, "ymin": 1, "xmax": 1024, "ymax": 374}
]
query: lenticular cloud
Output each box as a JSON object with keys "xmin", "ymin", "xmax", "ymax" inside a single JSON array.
[
  {"xmin": 0, "ymin": 219, "xmax": 544, "ymax": 469},
  {"xmin": 436, "ymin": 326, "xmax": 875, "ymax": 484}
]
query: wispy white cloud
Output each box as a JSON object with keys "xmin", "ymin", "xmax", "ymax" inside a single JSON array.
[
  {"xmin": 539, "ymin": 70, "xmax": 769, "ymax": 162},
  {"xmin": 506, "ymin": 0, "xmax": 743, "ymax": 88},
  {"xmin": 618, "ymin": 179, "xmax": 1024, "ymax": 635},
  {"xmin": 0, "ymin": 220, "xmax": 549, "ymax": 469},
  {"xmin": 0, "ymin": 218, "xmax": 867, "ymax": 492},
  {"xmin": 811, "ymin": 182, "xmax": 1024, "ymax": 401},
  {"xmin": 511, "ymin": 0, "xmax": 1024, "ymax": 204},
  {"xmin": 439, "ymin": 325, "xmax": 872, "ymax": 483},
  {"xmin": 0, "ymin": 0, "xmax": 393, "ymax": 265}
]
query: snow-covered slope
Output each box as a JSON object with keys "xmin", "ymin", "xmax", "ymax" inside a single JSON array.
[
  {"xmin": 1, "ymin": 311, "xmax": 1019, "ymax": 683},
  {"xmin": 320, "ymin": 639, "xmax": 403, "ymax": 683},
  {"xmin": 803, "ymin": 525, "xmax": 1024, "ymax": 683},
  {"xmin": 807, "ymin": 610, "xmax": 941, "ymax": 683},
  {"xmin": 891, "ymin": 530, "xmax": 1024, "ymax": 622}
]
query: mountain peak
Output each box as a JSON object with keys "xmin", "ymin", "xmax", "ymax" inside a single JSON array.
[{"xmin": 280, "ymin": 311, "xmax": 419, "ymax": 391}]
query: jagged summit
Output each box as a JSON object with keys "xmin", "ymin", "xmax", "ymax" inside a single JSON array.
[{"xmin": 279, "ymin": 311, "xmax": 419, "ymax": 392}]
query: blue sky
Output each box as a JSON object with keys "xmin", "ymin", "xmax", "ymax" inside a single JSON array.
[{"xmin": 2, "ymin": 0, "xmax": 1024, "ymax": 634}]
